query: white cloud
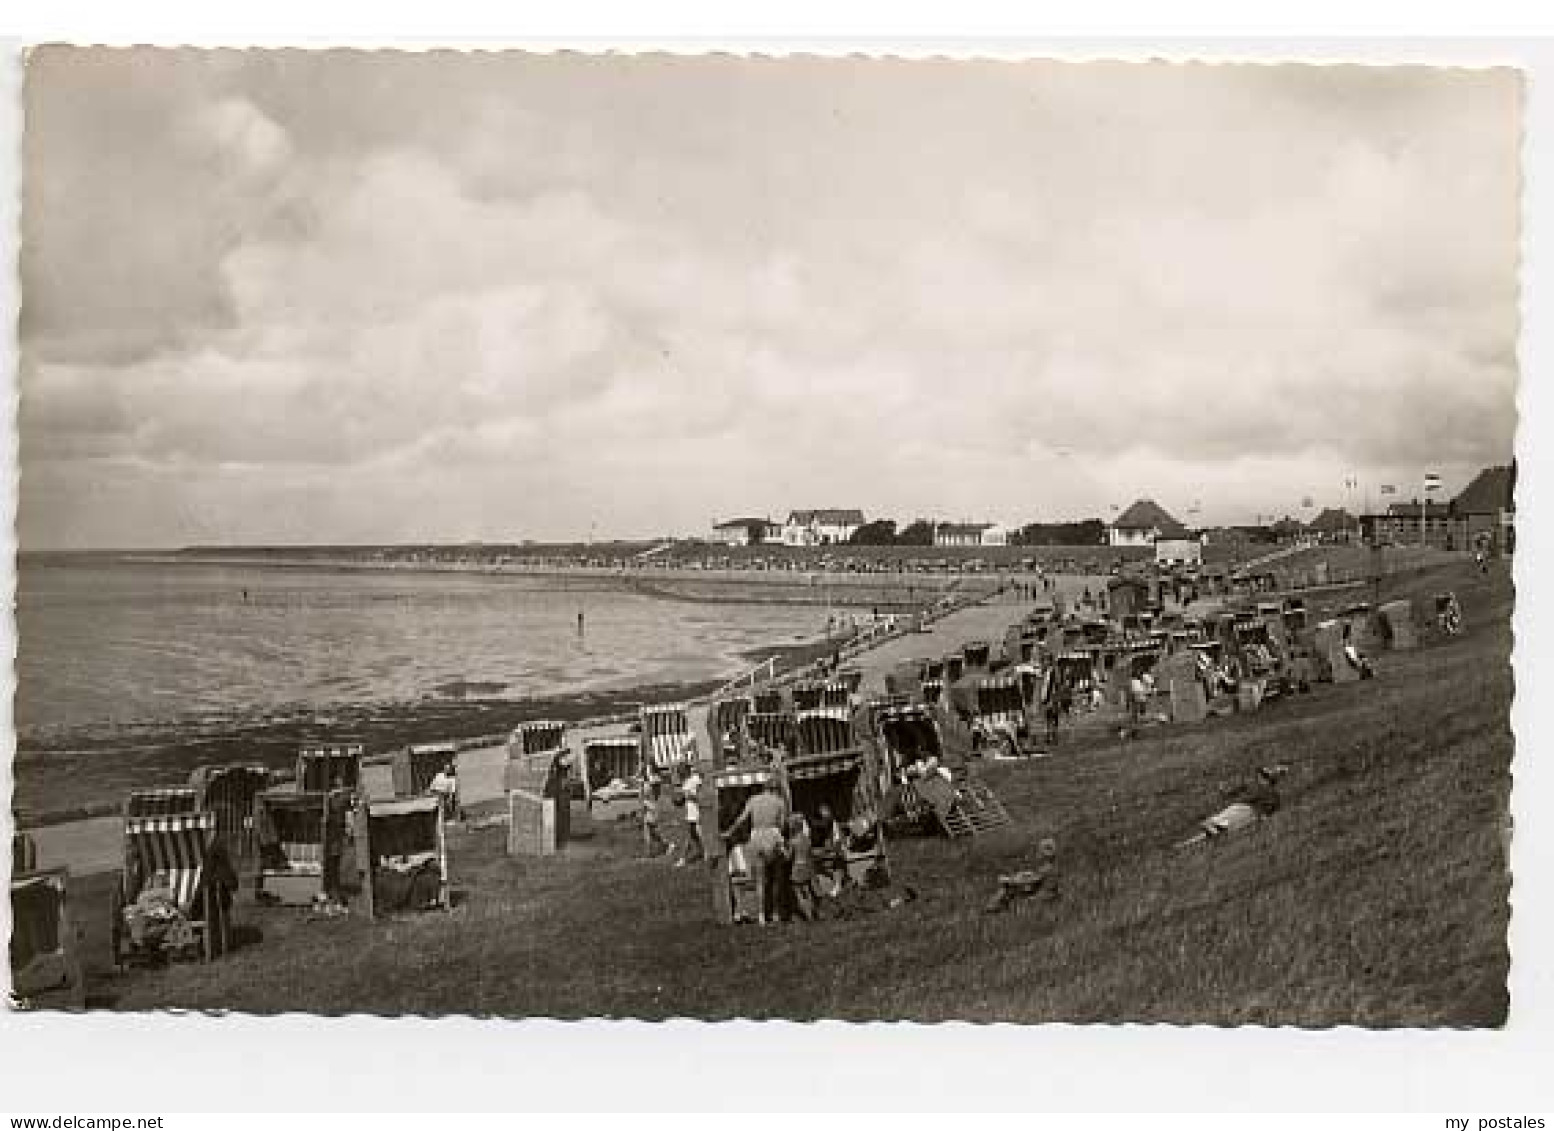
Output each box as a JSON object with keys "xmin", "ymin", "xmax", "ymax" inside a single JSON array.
[{"xmin": 18, "ymin": 52, "xmax": 1521, "ymax": 547}]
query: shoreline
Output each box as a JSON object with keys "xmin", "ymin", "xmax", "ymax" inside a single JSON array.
[{"xmin": 10, "ymin": 627, "xmax": 852, "ymax": 824}]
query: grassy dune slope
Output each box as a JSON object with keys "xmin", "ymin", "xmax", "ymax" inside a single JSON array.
[{"xmin": 100, "ymin": 562, "xmax": 1513, "ymax": 1024}]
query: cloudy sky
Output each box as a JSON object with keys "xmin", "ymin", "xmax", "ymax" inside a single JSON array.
[{"xmin": 19, "ymin": 50, "xmax": 1521, "ymax": 548}]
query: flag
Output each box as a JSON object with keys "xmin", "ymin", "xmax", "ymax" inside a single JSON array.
[
  {"xmin": 1424, "ymin": 473, "xmax": 1442, "ymax": 493},
  {"xmin": 1380, "ymin": 484, "xmax": 1397, "ymax": 495},
  {"xmin": 1301, "ymin": 496, "xmax": 1314, "ymax": 508}
]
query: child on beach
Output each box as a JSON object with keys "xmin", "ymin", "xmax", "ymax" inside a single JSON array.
[
  {"xmin": 675, "ymin": 768, "xmax": 704, "ymax": 867},
  {"xmin": 640, "ymin": 775, "xmax": 669, "ymax": 857}
]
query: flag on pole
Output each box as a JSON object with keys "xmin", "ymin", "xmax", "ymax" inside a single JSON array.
[
  {"xmin": 1424, "ymin": 473, "xmax": 1442, "ymax": 493},
  {"xmin": 1380, "ymin": 484, "xmax": 1397, "ymax": 495}
]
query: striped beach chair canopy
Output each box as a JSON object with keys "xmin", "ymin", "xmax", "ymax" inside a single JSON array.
[
  {"xmin": 786, "ymin": 749, "xmax": 862, "ymax": 782},
  {"xmin": 583, "ymin": 737, "xmax": 642, "ymax": 791},
  {"xmin": 715, "ymin": 766, "xmax": 776, "ymax": 791},
  {"xmin": 743, "ymin": 712, "xmax": 796, "ymax": 757},
  {"xmin": 297, "ymin": 743, "xmax": 363, "ymax": 792},
  {"xmin": 640, "ymin": 704, "xmax": 695, "ymax": 769},
  {"xmin": 796, "ymin": 714, "xmax": 856, "ymax": 758},
  {"xmin": 123, "ymin": 811, "xmax": 223, "ymax": 914},
  {"xmin": 125, "ymin": 786, "xmax": 199, "ymax": 820},
  {"xmin": 791, "ymin": 682, "xmax": 826, "ymax": 714},
  {"xmin": 752, "ymin": 688, "xmax": 784, "ymax": 714},
  {"xmin": 795, "ymin": 682, "xmax": 851, "ymax": 721},
  {"xmin": 710, "ymin": 696, "xmax": 753, "ymax": 737},
  {"xmin": 512, "ymin": 721, "xmax": 567, "ymax": 758},
  {"xmin": 974, "ymin": 677, "xmax": 1024, "ymax": 723},
  {"xmin": 188, "ymin": 765, "xmax": 270, "ymax": 862}
]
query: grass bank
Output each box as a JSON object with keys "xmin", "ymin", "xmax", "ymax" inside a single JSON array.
[{"xmin": 74, "ymin": 561, "xmax": 1511, "ymax": 1024}]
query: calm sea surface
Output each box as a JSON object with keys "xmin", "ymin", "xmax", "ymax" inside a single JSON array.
[{"xmin": 14, "ymin": 560, "xmax": 825, "ymax": 746}]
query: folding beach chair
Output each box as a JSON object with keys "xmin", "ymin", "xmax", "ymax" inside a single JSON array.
[
  {"xmin": 189, "ymin": 764, "xmax": 270, "ymax": 866},
  {"xmin": 640, "ymin": 704, "xmax": 697, "ymax": 774},
  {"xmin": 296, "ymin": 743, "xmax": 363, "ymax": 793},
  {"xmin": 113, "ymin": 811, "xmax": 236, "ymax": 965},
  {"xmin": 253, "ymin": 789, "xmax": 349, "ymax": 905},
  {"xmin": 355, "ymin": 798, "xmax": 449, "ymax": 918},
  {"xmin": 10, "ymin": 867, "xmax": 85, "ymax": 1009}
]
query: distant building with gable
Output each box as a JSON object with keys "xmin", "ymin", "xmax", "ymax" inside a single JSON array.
[
  {"xmin": 710, "ymin": 517, "xmax": 777, "ymax": 547},
  {"xmin": 781, "ymin": 509, "xmax": 866, "ymax": 547},
  {"xmin": 1108, "ymin": 499, "xmax": 1187, "ymax": 548}
]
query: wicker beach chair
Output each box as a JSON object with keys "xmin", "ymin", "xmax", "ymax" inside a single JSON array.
[
  {"xmin": 10, "ymin": 867, "xmax": 85, "ymax": 1009},
  {"xmin": 392, "ymin": 741, "xmax": 456, "ymax": 798},
  {"xmin": 189, "ymin": 764, "xmax": 270, "ymax": 866},
  {"xmin": 743, "ymin": 712, "xmax": 797, "ymax": 761},
  {"xmin": 971, "ymin": 677, "xmax": 1028, "ymax": 756},
  {"xmin": 296, "ymin": 743, "xmax": 363, "ymax": 793},
  {"xmin": 355, "ymin": 797, "xmax": 449, "ymax": 918},
  {"xmin": 582, "ymin": 736, "xmax": 642, "ymax": 802},
  {"xmin": 253, "ymin": 789, "xmax": 349, "ymax": 905},
  {"xmin": 112, "ymin": 811, "xmax": 236, "ymax": 965},
  {"xmin": 640, "ymin": 704, "xmax": 697, "ymax": 774},
  {"xmin": 12, "ymin": 830, "xmax": 39, "ymax": 877}
]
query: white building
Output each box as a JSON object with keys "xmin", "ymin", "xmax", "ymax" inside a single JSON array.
[
  {"xmin": 710, "ymin": 517, "xmax": 776, "ymax": 547},
  {"xmin": 1109, "ymin": 499, "xmax": 1187, "ymax": 548},
  {"xmin": 781, "ymin": 509, "xmax": 866, "ymax": 546},
  {"xmin": 934, "ymin": 522, "xmax": 1010, "ymax": 548}
]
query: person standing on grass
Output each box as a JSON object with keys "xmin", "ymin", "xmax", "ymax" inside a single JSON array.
[
  {"xmin": 676, "ymin": 768, "xmax": 705, "ymax": 867},
  {"xmin": 640, "ymin": 774, "xmax": 669, "ymax": 857},
  {"xmin": 723, "ymin": 779, "xmax": 789, "ymax": 925},
  {"xmin": 785, "ymin": 814, "xmax": 817, "ymax": 921},
  {"xmin": 429, "ymin": 763, "xmax": 458, "ymax": 820}
]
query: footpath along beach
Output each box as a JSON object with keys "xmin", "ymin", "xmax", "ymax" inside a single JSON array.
[{"xmin": 22, "ymin": 581, "xmax": 1079, "ymax": 878}]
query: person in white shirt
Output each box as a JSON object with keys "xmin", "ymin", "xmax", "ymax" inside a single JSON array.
[
  {"xmin": 676, "ymin": 769, "xmax": 705, "ymax": 867},
  {"xmin": 429, "ymin": 764, "xmax": 457, "ymax": 819}
]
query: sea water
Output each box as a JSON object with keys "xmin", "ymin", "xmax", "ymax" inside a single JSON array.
[{"xmin": 14, "ymin": 559, "xmax": 825, "ymax": 748}]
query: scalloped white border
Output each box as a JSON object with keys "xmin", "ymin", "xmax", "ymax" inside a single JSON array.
[{"xmin": 0, "ymin": 27, "xmax": 1548, "ymax": 1117}]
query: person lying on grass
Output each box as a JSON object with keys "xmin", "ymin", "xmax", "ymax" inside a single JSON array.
[
  {"xmin": 1174, "ymin": 764, "xmax": 1290, "ymax": 849},
  {"xmin": 983, "ymin": 838, "xmax": 1060, "ymax": 914}
]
